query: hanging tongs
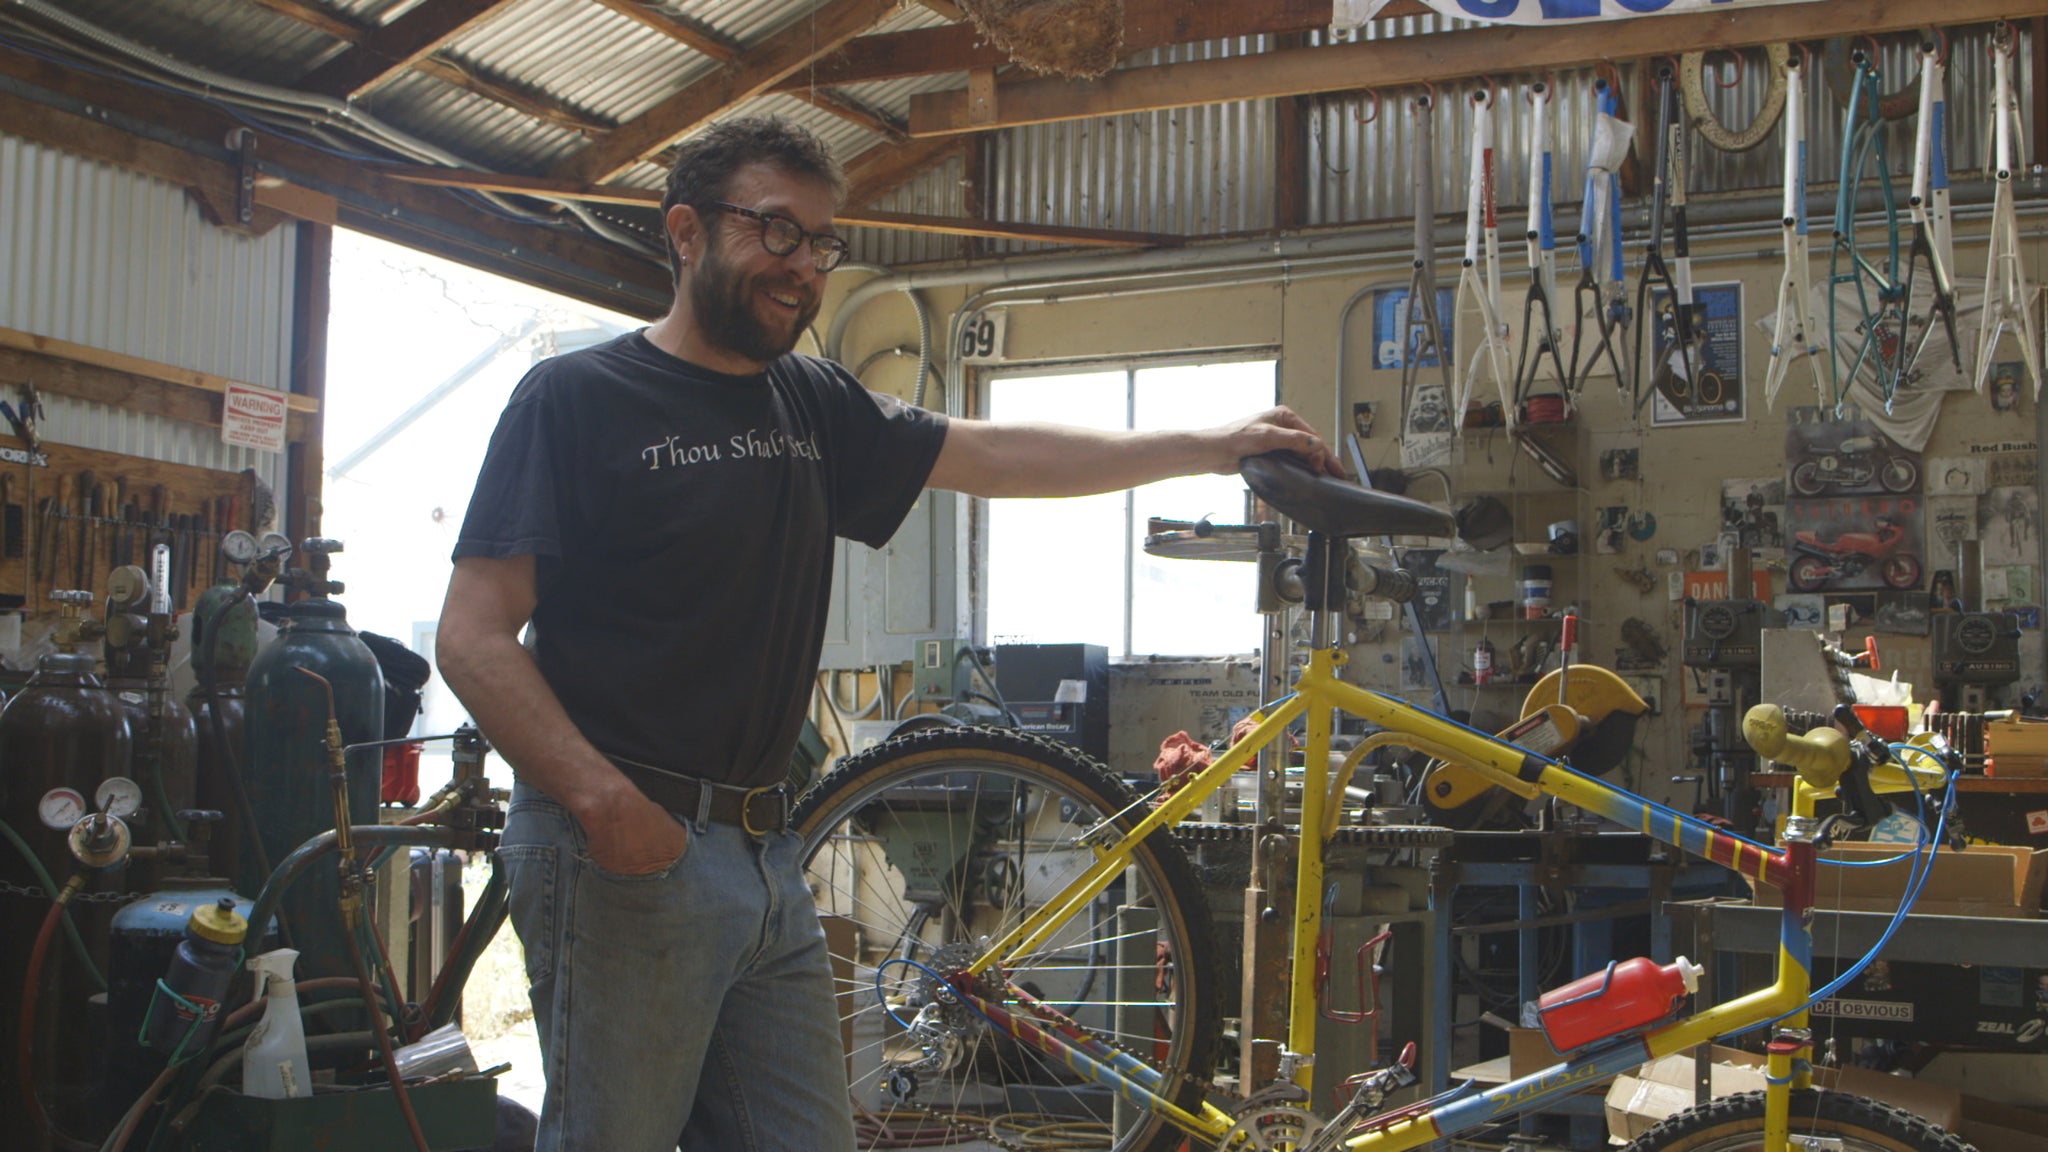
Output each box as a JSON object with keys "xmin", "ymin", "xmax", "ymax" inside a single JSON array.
[
  {"xmin": 1400, "ymin": 91, "xmax": 1455, "ymax": 438},
  {"xmin": 1896, "ymin": 33, "xmax": 1963, "ymax": 387},
  {"xmin": 1454, "ymin": 84, "xmax": 1515, "ymax": 428},
  {"xmin": 1972, "ymin": 22, "xmax": 2043, "ymax": 397},
  {"xmin": 1763, "ymin": 49, "xmax": 1828, "ymax": 410},
  {"xmin": 1826, "ymin": 47, "xmax": 1907, "ymax": 410},
  {"xmin": 1568, "ymin": 75, "xmax": 1635, "ymax": 400},
  {"xmin": 1511, "ymin": 79, "xmax": 1570, "ymax": 420},
  {"xmin": 1632, "ymin": 66, "xmax": 1704, "ymax": 417}
]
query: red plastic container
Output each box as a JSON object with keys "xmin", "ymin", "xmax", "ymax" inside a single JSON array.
[
  {"xmin": 380, "ymin": 741, "xmax": 423, "ymax": 806},
  {"xmin": 1537, "ymin": 956, "xmax": 1701, "ymax": 1051},
  {"xmin": 1851, "ymin": 705, "xmax": 1909, "ymax": 743}
]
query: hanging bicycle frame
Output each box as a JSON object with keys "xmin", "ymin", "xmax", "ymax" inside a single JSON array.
[
  {"xmin": 1763, "ymin": 51, "xmax": 1829, "ymax": 410},
  {"xmin": 1454, "ymin": 85, "xmax": 1515, "ymax": 428},
  {"xmin": 1632, "ymin": 66, "xmax": 1704, "ymax": 418},
  {"xmin": 1971, "ymin": 22, "xmax": 2043, "ymax": 397},
  {"xmin": 1400, "ymin": 92, "xmax": 1456, "ymax": 456},
  {"xmin": 1826, "ymin": 49, "xmax": 1908, "ymax": 411},
  {"xmin": 1895, "ymin": 35, "xmax": 1963, "ymax": 390},
  {"xmin": 1512, "ymin": 80, "xmax": 1570, "ymax": 419},
  {"xmin": 1568, "ymin": 76, "xmax": 1633, "ymax": 400}
]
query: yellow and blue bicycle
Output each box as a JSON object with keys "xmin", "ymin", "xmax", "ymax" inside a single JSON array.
[{"xmin": 795, "ymin": 452, "xmax": 1972, "ymax": 1152}]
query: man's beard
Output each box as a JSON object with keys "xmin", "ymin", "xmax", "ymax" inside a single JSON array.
[{"xmin": 687, "ymin": 243, "xmax": 818, "ymax": 365}]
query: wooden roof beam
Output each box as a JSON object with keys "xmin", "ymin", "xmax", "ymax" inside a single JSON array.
[
  {"xmin": 588, "ymin": 0, "xmax": 742, "ymax": 63},
  {"xmin": 842, "ymin": 134, "xmax": 962, "ymax": 206},
  {"xmin": 783, "ymin": 87, "xmax": 908, "ymax": 141},
  {"xmin": 559, "ymin": 0, "xmax": 899, "ymax": 185},
  {"xmin": 298, "ymin": 0, "xmax": 521, "ymax": 99},
  {"xmin": 838, "ymin": 208, "xmax": 1179, "ymax": 247},
  {"xmin": 911, "ymin": 0, "xmax": 2048, "ymax": 134},
  {"xmin": 770, "ymin": 0, "xmax": 1343, "ymax": 92}
]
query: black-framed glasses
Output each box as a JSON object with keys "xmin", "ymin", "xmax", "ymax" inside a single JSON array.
[{"xmin": 703, "ymin": 201, "xmax": 849, "ymax": 271}]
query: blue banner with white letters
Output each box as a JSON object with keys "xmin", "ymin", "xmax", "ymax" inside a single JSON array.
[{"xmin": 1342, "ymin": 0, "xmax": 1819, "ymax": 26}]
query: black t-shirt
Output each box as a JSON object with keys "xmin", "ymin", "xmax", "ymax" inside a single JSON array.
[{"xmin": 453, "ymin": 331, "xmax": 948, "ymax": 789}]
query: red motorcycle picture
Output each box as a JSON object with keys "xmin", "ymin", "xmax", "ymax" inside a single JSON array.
[{"xmin": 1788, "ymin": 516, "xmax": 1922, "ymax": 591}]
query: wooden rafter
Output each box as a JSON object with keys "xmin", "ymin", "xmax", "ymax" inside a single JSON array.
[
  {"xmin": 298, "ymin": 0, "xmax": 521, "ymax": 99},
  {"xmin": 911, "ymin": 0, "xmax": 2048, "ymax": 134},
  {"xmin": 251, "ymin": 0, "xmax": 612, "ymax": 136},
  {"xmin": 383, "ymin": 164, "xmax": 663, "ymax": 206},
  {"xmin": 783, "ymin": 87, "xmax": 908, "ymax": 141},
  {"xmin": 588, "ymin": 0, "xmax": 742, "ymax": 63},
  {"xmin": 837, "ymin": 208, "xmax": 1179, "ymax": 247},
  {"xmin": 843, "ymin": 134, "xmax": 962, "ymax": 207},
  {"xmin": 0, "ymin": 42, "xmax": 669, "ymax": 314},
  {"xmin": 559, "ymin": 0, "xmax": 899, "ymax": 185},
  {"xmin": 770, "ymin": 0, "xmax": 1342, "ymax": 93}
]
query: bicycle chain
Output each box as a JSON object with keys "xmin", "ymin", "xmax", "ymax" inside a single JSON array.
[{"xmin": 0, "ymin": 878, "xmax": 143, "ymax": 904}]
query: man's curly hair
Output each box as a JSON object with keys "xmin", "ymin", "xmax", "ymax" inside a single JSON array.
[{"xmin": 659, "ymin": 117, "xmax": 845, "ymax": 286}]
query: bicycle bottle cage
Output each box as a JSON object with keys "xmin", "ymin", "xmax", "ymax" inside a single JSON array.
[{"xmin": 1241, "ymin": 451, "xmax": 1455, "ymax": 540}]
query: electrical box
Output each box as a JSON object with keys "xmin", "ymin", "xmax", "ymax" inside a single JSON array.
[
  {"xmin": 997, "ymin": 643, "xmax": 1109, "ymax": 762},
  {"xmin": 1932, "ymin": 611, "xmax": 2022, "ymax": 684},
  {"xmin": 817, "ymin": 490, "xmax": 968, "ymax": 670},
  {"xmin": 912, "ymin": 638, "xmax": 967, "ymax": 702},
  {"xmin": 1683, "ymin": 600, "xmax": 1766, "ymax": 668}
]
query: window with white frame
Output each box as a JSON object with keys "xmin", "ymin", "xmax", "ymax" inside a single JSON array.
[{"xmin": 985, "ymin": 359, "xmax": 1277, "ymax": 657}]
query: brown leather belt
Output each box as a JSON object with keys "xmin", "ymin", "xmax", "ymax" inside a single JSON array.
[{"xmin": 611, "ymin": 760, "xmax": 788, "ymax": 834}]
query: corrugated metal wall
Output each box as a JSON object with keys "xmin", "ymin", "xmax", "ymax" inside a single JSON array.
[{"xmin": 0, "ymin": 130, "xmax": 297, "ymax": 485}]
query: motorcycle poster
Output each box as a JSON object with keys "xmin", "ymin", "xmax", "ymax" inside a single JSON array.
[
  {"xmin": 1782, "ymin": 405, "xmax": 1924, "ymax": 498},
  {"xmin": 1647, "ymin": 282, "xmax": 1743, "ymax": 426},
  {"xmin": 1782, "ymin": 495, "xmax": 1926, "ymax": 592}
]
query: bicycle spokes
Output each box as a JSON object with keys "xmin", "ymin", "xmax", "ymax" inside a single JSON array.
[{"xmin": 1973, "ymin": 23, "xmax": 2043, "ymax": 398}]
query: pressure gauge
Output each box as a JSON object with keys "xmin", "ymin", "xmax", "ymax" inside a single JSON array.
[
  {"xmin": 96, "ymin": 777, "xmax": 144, "ymax": 819},
  {"xmin": 259, "ymin": 532, "xmax": 293, "ymax": 560},
  {"xmin": 1956, "ymin": 615, "xmax": 1998, "ymax": 656},
  {"xmin": 38, "ymin": 787, "xmax": 87, "ymax": 830},
  {"xmin": 107, "ymin": 566, "xmax": 151, "ymax": 613},
  {"xmin": 221, "ymin": 530, "xmax": 259, "ymax": 566},
  {"xmin": 1698, "ymin": 603, "xmax": 1739, "ymax": 642}
]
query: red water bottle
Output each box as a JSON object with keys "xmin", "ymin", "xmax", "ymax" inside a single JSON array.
[{"xmin": 1536, "ymin": 956, "xmax": 1702, "ymax": 1051}]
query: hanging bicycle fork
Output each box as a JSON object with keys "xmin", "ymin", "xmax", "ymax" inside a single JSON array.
[
  {"xmin": 1401, "ymin": 92, "xmax": 1455, "ymax": 439},
  {"xmin": 1455, "ymin": 86, "xmax": 1515, "ymax": 426},
  {"xmin": 1973, "ymin": 22, "xmax": 2043, "ymax": 397},
  {"xmin": 1513, "ymin": 80, "xmax": 1570, "ymax": 419},
  {"xmin": 1764, "ymin": 51, "xmax": 1828, "ymax": 410},
  {"xmin": 1633, "ymin": 66, "xmax": 1705, "ymax": 416},
  {"xmin": 1569, "ymin": 76, "xmax": 1635, "ymax": 400}
]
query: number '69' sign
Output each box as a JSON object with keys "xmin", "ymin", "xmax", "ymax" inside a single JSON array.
[{"xmin": 957, "ymin": 309, "xmax": 1007, "ymax": 363}]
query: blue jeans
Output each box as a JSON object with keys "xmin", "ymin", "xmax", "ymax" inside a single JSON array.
[{"xmin": 496, "ymin": 786, "xmax": 854, "ymax": 1151}]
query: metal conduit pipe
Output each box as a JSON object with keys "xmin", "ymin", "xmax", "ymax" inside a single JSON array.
[
  {"xmin": 830, "ymin": 263, "xmax": 934, "ymax": 406},
  {"xmin": 2, "ymin": 3, "xmax": 661, "ymax": 257}
]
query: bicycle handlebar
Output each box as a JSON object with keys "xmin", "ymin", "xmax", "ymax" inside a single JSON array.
[{"xmin": 1742, "ymin": 703, "xmax": 1851, "ymax": 780}]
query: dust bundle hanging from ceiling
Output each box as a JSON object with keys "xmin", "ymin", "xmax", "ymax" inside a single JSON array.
[{"xmin": 958, "ymin": 0, "xmax": 1126, "ymax": 79}]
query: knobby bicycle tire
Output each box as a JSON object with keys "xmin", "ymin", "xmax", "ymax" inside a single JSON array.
[
  {"xmin": 1621, "ymin": 1088, "xmax": 1978, "ymax": 1152},
  {"xmin": 792, "ymin": 726, "xmax": 1221, "ymax": 1152}
]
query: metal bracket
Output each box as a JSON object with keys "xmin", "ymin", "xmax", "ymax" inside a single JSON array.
[{"xmin": 228, "ymin": 128, "xmax": 258, "ymax": 226}]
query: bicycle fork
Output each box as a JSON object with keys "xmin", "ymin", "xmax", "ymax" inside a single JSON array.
[
  {"xmin": 1973, "ymin": 23, "xmax": 2043, "ymax": 396},
  {"xmin": 1764, "ymin": 52, "xmax": 1827, "ymax": 410}
]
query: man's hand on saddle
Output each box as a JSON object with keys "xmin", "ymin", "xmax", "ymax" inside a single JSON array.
[{"xmin": 1205, "ymin": 405, "xmax": 1348, "ymax": 479}]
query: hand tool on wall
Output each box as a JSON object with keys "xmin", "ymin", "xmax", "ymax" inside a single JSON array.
[
  {"xmin": 1399, "ymin": 90, "xmax": 1455, "ymax": 440},
  {"xmin": 1, "ymin": 473, "xmax": 21, "ymax": 560},
  {"xmin": 110, "ymin": 476, "xmax": 128, "ymax": 568},
  {"xmin": 1511, "ymin": 79, "xmax": 1570, "ymax": 419},
  {"xmin": 1827, "ymin": 47, "xmax": 1907, "ymax": 409},
  {"xmin": 36, "ymin": 474, "xmax": 64, "ymax": 606},
  {"xmin": 1454, "ymin": 83, "xmax": 1515, "ymax": 427},
  {"xmin": 1632, "ymin": 65, "xmax": 1704, "ymax": 417},
  {"xmin": 192, "ymin": 506, "xmax": 209, "ymax": 610},
  {"xmin": 1568, "ymin": 75, "xmax": 1635, "ymax": 399},
  {"xmin": 1764, "ymin": 49, "xmax": 1829, "ymax": 410},
  {"xmin": 73, "ymin": 468, "xmax": 94, "ymax": 592},
  {"xmin": 87, "ymin": 479, "xmax": 105, "ymax": 595},
  {"xmin": 1971, "ymin": 22, "xmax": 2042, "ymax": 397},
  {"xmin": 1897, "ymin": 35, "xmax": 1962, "ymax": 388}
]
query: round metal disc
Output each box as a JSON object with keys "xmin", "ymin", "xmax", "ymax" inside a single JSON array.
[
  {"xmin": 38, "ymin": 787, "xmax": 87, "ymax": 830},
  {"xmin": 221, "ymin": 530, "xmax": 260, "ymax": 565},
  {"xmin": 96, "ymin": 776, "xmax": 144, "ymax": 819}
]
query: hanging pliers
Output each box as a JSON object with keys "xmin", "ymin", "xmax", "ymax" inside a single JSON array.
[
  {"xmin": 1512, "ymin": 79, "xmax": 1570, "ymax": 419},
  {"xmin": 1972, "ymin": 22, "xmax": 2042, "ymax": 397},
  {"xmin": 1569, "ymin": 76, "xmax": 1635, "ymax": 400},
  {"xmin": 1454, "ymin": 84, "xmax": 1515, "ymax": 428},
  {"xmin": 1763, "ymin": 50, "xmax": 1828, "ymax": 410},
  {"xmin": 1896, "ymin": 35, "xmax": 1962, "ymax": 388},
  {"xmin": 1632, "ymin": 66, "xmax": 1704, "ymax": 416},
  {"xmin": 1400, "ymin": 91, "xmax": 1455, "ymax": 437}
]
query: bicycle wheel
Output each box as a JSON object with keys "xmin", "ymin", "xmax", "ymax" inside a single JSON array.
[
  {"xmin": 1622, "ymin": 1089, "xmax": 1976, "ymax": 1152},
  {"xmin": 792, "ymin": 726, "xmax": 1220, "ymax": 1152}
]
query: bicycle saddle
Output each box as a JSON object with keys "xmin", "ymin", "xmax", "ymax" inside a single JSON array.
[{"xmin": 1241, "ymin": 451, "xmax": 1456, "ymax": 539}]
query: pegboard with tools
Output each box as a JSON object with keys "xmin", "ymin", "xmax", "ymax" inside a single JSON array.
[{"xmin": 4, "ymin": 440, "xmax": 262, "ymax": 616}]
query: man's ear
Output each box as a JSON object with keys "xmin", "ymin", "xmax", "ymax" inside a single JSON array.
[{"xmin": 665, "ymin": 204, "xmax": 700, "ymax": 265}]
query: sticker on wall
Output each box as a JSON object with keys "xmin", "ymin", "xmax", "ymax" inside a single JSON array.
[
  {"xmin": 1985, "ymin": 360, "xmax": 2029, "ymax": 412},
  {"xmin": 1600, "ymin": 447, "xmax": 1640, "ymax": 480},
  {"xmin": 2012, "ymin": 606, "xmax": 2042, "ymax": 629},
  {"xmin": 1628, "ymin": 511, "xmax": 1658, "ymax": 541},
  {"xmin": 1375, "ymin": 287, "xmax": 1458, "ymax": 370},
  {"xmin": 1873, "ymin": 593, "xmax": 1930, "ymax": 636},
  {"xmin": 1684, "ymin": 570, "xmax": 1771, "ymax": 601},
  {"xmin": 1776, "ymin": 593, "xmax": 1826, "ymax": 630},
  {"xmin": 1352, "ymin": 401, "xmax": 1378, "ymax": 440},
  {"xmin": 1973, "ymin": 447, "xmax": 2037, "ymax": 490},
  {"xmin": 1978, "ymin": 487, "xmax": 2040, "ymax": 568},
  {"xmin": 1401, "ymin": 549, "xmax": 1457, "ymax": 631},
  {"xmin": 1648, "ymin": 282, "xmax": 1744, "ymax": 426},
  {"xmin": 1655, "ymin": 547, "xmax": 1680, "ymax": 567},
  {"xmin": 1721, "ymin": 478, "xmax": 1786, "ymax": 548},
  {"xmin": 1928, "ymin": 496, "xmax": 1978, "ymax": 547},
  {"xmin": 1596, "ymin": 507, "xmax": 1627, "ymax": 554},
  {"xmin": 1399, "ymin": 636, "xmax": 1429, "ymax": 691},
  {"xmin": 1926, "ymin": 457, "xmax": 1988, "ymax": 496}
]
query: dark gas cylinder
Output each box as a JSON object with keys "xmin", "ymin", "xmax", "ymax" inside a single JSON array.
[
  {"xmin": 0, "ymin": 643, "xmax": 136, "ymax": 1147},
  {"xmin": 105, "ymin": 883, "xmax": 272, "ymax": 1112},
  {"xmin": 104, "ymin": 676, "xmax": 197, "ymax": 890},
  {"xmin": 242, "ymin": 590, "xmax": 384, "ymax": 991},
  {"xmin": 188, "ymin": 583, "xmax": 258, "ymax": 882}
]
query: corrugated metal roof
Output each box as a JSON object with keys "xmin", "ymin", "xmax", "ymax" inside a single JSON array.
[
  {"xmin": 41, "ymin": 0, "xmax": 340, "ymax": 85},
  {"xmin": 446, "ymin": 0, "xmax": 721, "ymax": 128}
]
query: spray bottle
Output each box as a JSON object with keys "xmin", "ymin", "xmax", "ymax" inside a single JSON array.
[{"xmin": 242, "ymin": 948, "xmax": 312, "ymax": 1099}]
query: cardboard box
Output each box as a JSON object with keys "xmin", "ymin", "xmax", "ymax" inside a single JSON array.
[
  {"xmin": 1747, "ymin": 843, "xmax": 2048, "ymax": 918},
  {"xmin": 1604, "ymin": 1046, "xmax": 1965, "ymax": 1144},
  {"xmin": 1508, "ymin": 1027, "xmax": 1561, "ymax": 1079}
]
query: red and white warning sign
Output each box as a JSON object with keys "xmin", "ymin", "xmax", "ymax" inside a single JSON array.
[
  {"xmin": 221, "ymin": 382, "xmax": 288, "ymax": 453},
  {"xmin": 2026, "ymin": 809, "xmax": 2048, "ymax": 837}
]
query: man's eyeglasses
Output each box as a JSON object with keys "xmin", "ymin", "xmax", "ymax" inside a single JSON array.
[{"xmin": 702, "ymin": 202, "xmax": 849, "ymax": 272}]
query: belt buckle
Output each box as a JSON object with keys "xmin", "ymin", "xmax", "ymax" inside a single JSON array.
[{"xmin": 740, "ymin": 785, "xmax": 785, "ymax": 836}]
